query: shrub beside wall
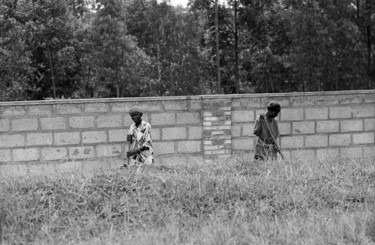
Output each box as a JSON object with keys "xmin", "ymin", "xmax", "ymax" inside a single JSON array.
[{"xmin": 0, "ymin": 90, "xmax": 374, "ymax": 165}]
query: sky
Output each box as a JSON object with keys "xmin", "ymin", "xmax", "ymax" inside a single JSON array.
[
  {"xmin": 158, "ymin": 0, "xmax": 189, "ymax": 7},
  {"xmin": 170, "ymin": 0, "xmax": 189, "ymax": 7}
]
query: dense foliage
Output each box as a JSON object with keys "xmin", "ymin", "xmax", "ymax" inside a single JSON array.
[{"xmin": 0, "ymin": 0, "xmax": 374, "ymax": 101}]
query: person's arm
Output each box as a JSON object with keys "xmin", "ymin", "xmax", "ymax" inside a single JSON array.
[
  {"xmin": 126, "ymin": 146, "xmax": 149, "ymax": 157},
  {"xmin": 253, "ymin": 115, "xmax": 263, "ymax": 136}
]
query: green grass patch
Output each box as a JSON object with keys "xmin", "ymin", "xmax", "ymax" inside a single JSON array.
[{"xmin": 1, "ymin": 157, "xmax": 375, "ymax": 244}]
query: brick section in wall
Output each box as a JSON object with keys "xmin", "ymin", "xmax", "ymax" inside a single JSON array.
[{"xmin": 202, "ymin": 98, "xmax": 232, "ymax": 159}]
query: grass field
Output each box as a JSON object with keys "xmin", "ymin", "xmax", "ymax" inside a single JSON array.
[{"xmin": 1, "ymin": 156, "xmax": 375, "ymax": 244}]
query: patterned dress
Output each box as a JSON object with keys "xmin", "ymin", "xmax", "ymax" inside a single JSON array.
[
  {"xmin": 253, "ymin": 114, "xmax": 280, "ymax": 160},
  {"xmin": 128, "ymin": 120, "xmax": 154, "ymax": 164}
]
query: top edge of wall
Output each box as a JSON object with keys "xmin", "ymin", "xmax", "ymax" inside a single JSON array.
[{"xmin": 0, "ymin": 90, "xmax": 374, "ymax": 106}]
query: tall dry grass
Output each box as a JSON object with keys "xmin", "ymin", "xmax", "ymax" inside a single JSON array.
[{"xmin": 1, "ymin": 156, "xmax": 375, "ymax": 244}]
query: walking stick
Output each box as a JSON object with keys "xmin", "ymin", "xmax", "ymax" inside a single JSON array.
[
  {"xmin": 127, "ymin": 140, "xmax": 131, "ymax": 166},
  {"xmin": 264, "ymin": 117, "xmax": 285, "ymax": 161}
]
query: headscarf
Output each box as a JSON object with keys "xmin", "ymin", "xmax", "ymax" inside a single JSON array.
[
  {"xmin": 267, "ymin": 102, "xmax": 281, "ymax": 113},
  {"xmin": 129, "ymin": 106, "xmax": 143, "ymax": 115}
]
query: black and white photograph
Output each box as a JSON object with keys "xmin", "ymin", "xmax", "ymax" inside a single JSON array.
[{"xmin": 0, "ymin": 0, "xmax": 374, "ymax": 244}]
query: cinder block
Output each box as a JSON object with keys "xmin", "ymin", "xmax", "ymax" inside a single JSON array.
[
  {"xmin": 292, "ymin": 122, "xmax": 315, "ymax": 135},
  {"xmin": 0, "ymin": 119, "xmax": 9, "ymax": 132},
  {"xmin": 341, "ymin": 120, "xmax": 363, "ymax": 132},
  {"xmin": 41, "ymin": 117, "xmax": 67, "ymax": 130},
  {"xmin": 278, "ymin": 122, "xmax": 291, "ymax": 135},
  {"xmin": 365, "ymin": 119, "xmax": 375, "ymax": 131},
  {"xmin": 0, "ymin": 150, "xmax": 11, "ymax": 162},
  {"xmin": 280, "ymin": 109, "xmax": 304, "ymax": 121},
  {"xmin": 364, "ymin": 146, "xmax": 375, "ymax": 158},
  {"xmin": 240, "ymin": 98, "xmax": 263, "ymax": 108},
  {"xmin": 55, "ymin": 104, "xmax": 82, "ymax": 114},
  {"xmin": 231, "ymin": 124, "xmax": 241, "ymax": 137},
  {"xmin": 96, "ymin": 115, "xmax": 122, "ymax": 128},
  {"xmin": 27, "ymin": 133, "xmax": 53, "ymax": 146},
  {"xmin": 152, "ymin": 113, "xmax": 176, "ymax": 125},
  {"xmin": 330, "ymin": 107, "xmax": 351, "ymax": 119},
  {"xmin": 164, "ymin": 100, "xmax": 188, "ymax": 111},
  {"xmin": 315, "ymin": 95, "xmax": 339, "ymax": 106},
  {"xmin": 340, "ymin": 147, "xmax": 363, "ymax": 158},
  {"xmin": 337, "ymin": 95, "xmax": 363, "ymax": 104},
  {"xmin": 232, "ymin": 99, "xmax": 242, "ymax": 109},
  {"xmin": 85, "ymin": 103, "xmax": 109, "ymax": 113},
  {"xmin": 111, "ymin": 102, "xmax": 137, "ymax": 112},
  {"xmin": 203, "ymin": 112, "xmax": 212, "ymax": 117},
  {"xmin": 178, "ymin": 141, "xmax": 202, "ymax": 153},
  {"xmin": 190, "ymin": 100, "xmax": 202, "ymax": 110},
  {"xmin": 365, "ymin": 95, "xmax": 375, "ymax": 103},
  {"xmin": 0, "ymin": 134, "xmax": 25, "ymax": 148},
  {"xmin": 12, "ymin": 118, "xmax": 38, "ymax": 131},
  {"xmin": 1, "ymin": 106, "xmax": 26, "ymax": 116},
  {"xmin": 152, "ymin": 128, "xmax": 161, "ymax": 141},
  {"xmin": 96, "ymin": 144, "xmax": 122, "ymax": 157},
  {"xmin": 203, "ymin": 121, "xmax": 212, "ymax": 126},
  {"xmin": 69, "ymin": 146, "xmax": 95, "ymax": 159},
  {"xmin": 305, "ymin": 108, "xmax": 328, "ymax": 120},
  {"xmin": 108, "ymin": 129, "xmax": 127, "ymax": 142},
  {"xmin": 162, "ymin": 127, "xmax": 186, "ymax": 140},
  {"xmin": 242, "ymin": 123, "xmax": 255, "ymax": 136},
  {"xmin": 281, "ymin": 136, "xmax": 304, "ymax": 148},
  {"xmin": 188, "ymin": 126, "xmax": 202, "ymax": 139},
  {"xmin": 232, "ymin": 138, "xmax": 254, "ymax": 151},
  {"xmin": 291, "ymin": 150, "xmax": 315, "ymax": 161},
  {"xmin": 329, "ymin": 134, "xmax": 351, "ymax": 146},
  {"xmin": 153, "ymin": 141, "xmax": 175, "ymax": 155},
  {"xmin": 13, "ymin": 148, "xmax": 39, "ymax": 162},
  {"xmin": 353, "ymin": 132, "xmax": 374, "ymax": 144},
  {"xmin": 177, "ymin": 112, "xmax": 201, "ymax": 124},
  {"xmin": 138, "ymin": 101, "xmax": 163, "ymax": 112},
  {"xmin": 316, "ymin": 148, "xmax": 339, "ymax": 160},
  {"xmin": 54, "ymin": 132, "xmax": 80, "ymax": 145},
  {"xmin": 28, "ymin": 105, "xmax": 53, "ymax": 116},
  {"xmin": 305, "ymin": 135, "xmax": 328, "ymax": 147},
  {"xmin": 267, "ymin": 98, "xmax": 290, "ymax": 107},
  {"xmin": 232, "ymin": 110, "xmax": 255, "ymax": 123},
  {"xmin": 82, "ymin": 131, "xmax": 107, "ymax": 144},
  {"xmin": 290, "ymin": 97, "xmax": 315, "ymax": 106},
  {"xmin": 41, "ymin": 147, "xmax": 68, "ymax": 161},
  {"xmin": 317, "ymin": 121, "xmax": 339, "ymax": 133},
  {"xmin": 112, "ymin": 102, "xmax": 163, "ymax": 113},
  {"xmin": 204, "ymin": 125, "xmax": 231, "ymax": 131},
  {"xmin": 352, "ymin": 106, "xmax": 375, "ymax": 118},
  {"xmin": 69, "ymin": 116, "xmax": 95, "ymax": 129}
]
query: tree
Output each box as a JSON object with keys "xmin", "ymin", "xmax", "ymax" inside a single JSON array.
[{"xmin": 0, "ymin": 1, "xmax": 34, "ymax": 101}]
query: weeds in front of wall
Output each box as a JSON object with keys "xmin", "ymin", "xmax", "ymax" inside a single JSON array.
[{"xmin": 1, "ymin": 157, "xmax": 375, "ymax": 244}]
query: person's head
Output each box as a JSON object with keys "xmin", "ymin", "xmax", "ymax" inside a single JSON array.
[
  {"xmin": 266, "ymin": 102, "xmax": 281, "ymax": 118},
  {"xmin": 129, "ymin": 106, "xmax": 143, "ymax": 124}
]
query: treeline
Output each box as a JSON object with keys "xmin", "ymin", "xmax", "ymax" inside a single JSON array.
[{"xmin": 0, "ymin": 0, "xmax": 374, "ymax": 101}]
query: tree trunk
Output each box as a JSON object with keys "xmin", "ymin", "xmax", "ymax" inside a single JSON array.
[
  {"xmin": 366, "ymin": 0, "xmax": 372, "ymax": 87},
  {"xmin": 357, "ymin": 0, "xmax": 360, "ymax": 20},
  {"xmin": 366, "ymin": 0, "xmax": 373, "ymax": 88},
  {"xmin": 234, "ymin": 0, "xmax": 239, "ymax": 94},
  {"xmin": 215, "ymin": 0, "xmax": 221, "ymax": 94},
  {"xmin": 48, "ymin": 49, "xmax": 56, "ymax": 98},
  {"xmin": 72, "ymin": 0, "xmax": 76, "ymax": 17}
]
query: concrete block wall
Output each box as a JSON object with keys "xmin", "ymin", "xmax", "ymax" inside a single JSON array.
[
  {"xmin": 0, "ymin": 98, "xmax": 203, "ymax": 165},
  {"xmin": 231, "ymin": 90, "xmax": 375, "ymax": 160},
  {"xmin": 0, "ymin": 90, "xmax": 374, "ymax": 165}
]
